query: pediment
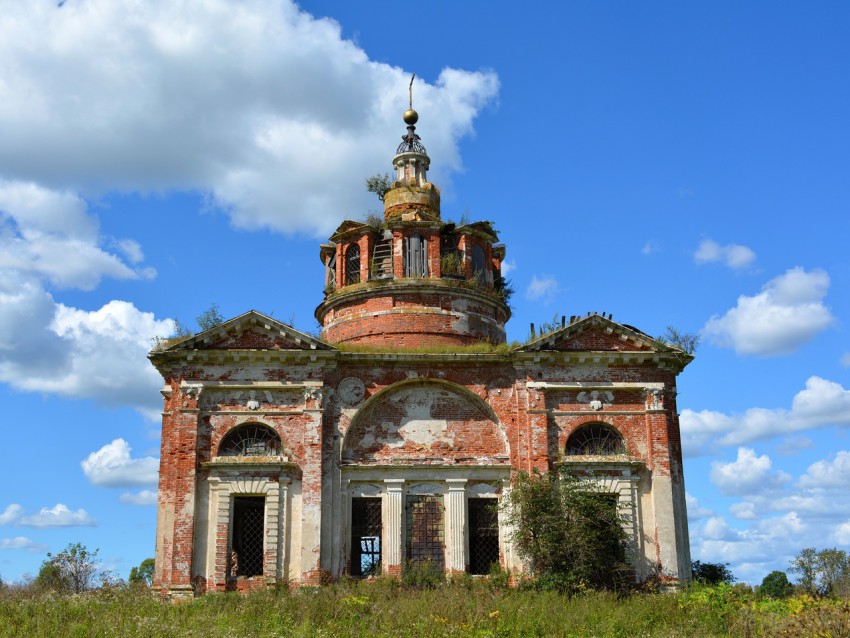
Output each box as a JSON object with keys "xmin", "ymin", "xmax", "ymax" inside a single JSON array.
[
  {"xmin": 162, "ymin": 311, "xmax": 334, "ymax": 352},
  {"xmin": 329, "ymin": 220, "xmax": 371, "ymax": 242},
  {"xmin": 519, "ymin": 314, "xmax": 668, "ymax": 353}
]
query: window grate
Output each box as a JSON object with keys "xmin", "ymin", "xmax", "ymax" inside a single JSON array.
[
  {"xmin": 351, "ymin": 497, "xmax": 382, "ymax": 577},
  {"xmin": 406, "ymin": 495, "xmax": 444, "ymax": 567},
  {"xmin": 219, "ymin": 424, "xmax": 280, "ymax": 457},
  {"xmin": 232, "ymin": 496, "xmax": 264, "ymax": 577},
  {"xmin": 346, "ymin": 244, "xmax": 361, "ymax": 285},
  {"xmin": 566, "ymin": 423, "xmax": 626, "ymax": 456},
  {"xmin": 468, "ymin": 498, "xmax": 500, "ymax": 575}
]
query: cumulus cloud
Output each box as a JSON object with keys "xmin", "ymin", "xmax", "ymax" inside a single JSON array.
[
  {"xmin": 82, "ymin": 439, "xmax": 159, "ymax": 488},
  {"xmin": 0, "ymin": 537, "xmax": 48, "ymax": 552},
  {"xmin": 0, "ymin": 181, "xmax": 152, "ymax": 290},
  {"xmin": 18, "ymin": 504, "xmax": 95, "ymax": 528},
  {"xmin": 703, "ymin": 268, "xmax": 834, "ymax": 356},
  {"xmin": 686, "ymin": 493, "xmax": 714, "ymax": 521},
  {"xmin": 691, "ymin": 447, "xmax": 850, "ymax": 582},
  {"xmin": 500, "ymin": 259, "xmax": 516, "ymax": 276},
  {"xmin": 526, "ymin": 275, "xmax": 559, "ymax": 303},
  {"xmin": 694, "ymin": 238, "xmax": 756, "ymax": 269},
  {"xmin": 798, "ymin": 451, "xmax": 850, "ymax": 490},
  {"xmin": 119, "ymin": 490, "xmax": 159, "ymax": 506},
  {"xmin": 681, "ymin": 376, "xmax": 850, "ymax": 454},
  {"xmin": 0, "ymin": 293, "xmax": 173, "ymax": 418},
  {"xmin": 710, "ymin": 448, "xmax": 790, "ymax": 496},
  {"xmin": 836, "ymin": 521, "xmax": 850, "ymax": 545},
  {"xmin": 0, "ymin": 180, "xmax": 171, "ymax": 416},
  {"xmin": 0, "ymin": 0, "xmax": 498, "ymax": 237},
  {"xmin": 0, "ymin": 504, "xmax": 24, "ymax": 526}
]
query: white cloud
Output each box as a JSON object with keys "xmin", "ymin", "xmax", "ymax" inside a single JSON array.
[
  {"xmin": 82, "ymin": 439, "xmax": 159, "ymax": 488},
  {"xmin": 686, "ymin": 493, "xmax": 714, "ymax": 520},
  {"xmin": 0, "ymin": 537, "xmax": 48, "ymax": 552},
  {"xmin": 526, "ymin": 275, "xmax": 559, "ymax": 303},
  {"xmin": 0, "ymin": 0, "xmax": 498, "ymax": 237},
  {"xmin": 681, "ymin": 376, "xmax": 850, "ymax": 454},
  {"xmin": 0, "ymin": 293, "xmax": 173, "ymax": 418},
  {"xmin": 798, "ymin": 451, "xmax": 850, "ymax": 490},
  {"xmin": 0, "ymin": 181, "xmax": 170, "ymax": 417},
  {"xmin": 18, "ymin": 504, "xmax": 95, "ymax": 528},
  {"xmin": 0, "ymin": 504, "xmax": 23, "ymax": 526},
  {"xmin": 694, "ymin": 238, "xmax": 756, "ymax": 269},
  {"xmin": 641, "ymin": 241, "xmax": 658, "ymax": 256},
  {"xmin": 836, "ymin": 521, "xmax": 850, "ymax": 545},
  {"xmin": 710, "ymin": 448, "xmax": 790, "ymax": 496},
  {"xmin": 119, "ymin": 490, "xmax": 159, "ymax": 506},
  {"xmin": 703, "ymin": 268, "xmax": 834, "ymax": 356},
  {"xmin": 0, "ymin": 181, "xmax": 152, "ymax": 290},
  {"xmin": 500, "ymin": 259, "xmax": 516, "ymax": 276},
  {"xmin": 841, "ymin": 353, "xmax": 850, "ymax": 368}
]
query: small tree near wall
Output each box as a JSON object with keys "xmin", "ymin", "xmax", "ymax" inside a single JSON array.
[{"xmin": 503, "ymin": 470, "xmax": 628, "ymax": 593}]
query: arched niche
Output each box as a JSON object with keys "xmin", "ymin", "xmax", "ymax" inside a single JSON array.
[{"xmin": 342, "ymin": 379, "xmax": 508, "ymax": 465}]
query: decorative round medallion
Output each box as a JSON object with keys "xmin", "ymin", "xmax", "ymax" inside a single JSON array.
[{"xmin": 338, "ymin": 377, "xmax": 366, "ymax": 406}]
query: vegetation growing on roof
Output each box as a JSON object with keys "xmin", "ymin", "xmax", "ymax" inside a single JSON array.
[{"xmin": 365, "ymin": 172, "xmax": 392, "ymax": 202}]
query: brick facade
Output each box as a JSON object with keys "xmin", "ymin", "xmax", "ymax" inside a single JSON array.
[{"xmin": 149, "ymin": 111, "xmax": 692, "ymax": 598}]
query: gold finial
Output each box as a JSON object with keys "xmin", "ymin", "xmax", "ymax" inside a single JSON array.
[{"xmin": 404, "ymin": 73, "xmax": 418, "ymax": 125}]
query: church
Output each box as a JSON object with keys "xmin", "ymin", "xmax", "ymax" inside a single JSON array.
[{"xmin": 149, "ymin": 104, "xmax": 692, "ymax": 598}]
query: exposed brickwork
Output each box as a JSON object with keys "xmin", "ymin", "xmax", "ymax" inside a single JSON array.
[{"xmin": 150, "ymin": 127, "xmax": 692, "ymax": 596}]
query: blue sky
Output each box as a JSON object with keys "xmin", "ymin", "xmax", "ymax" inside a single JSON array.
[{"xmin": 1, "ymin": 0, "xmax": 848, "ymax": 585}]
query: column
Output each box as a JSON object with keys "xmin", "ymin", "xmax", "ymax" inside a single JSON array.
[
  {"xmin": 277, "ymin": 478, "xmax": 290, "ymax": 580},
  {"xmin": 383, "ymin": 479, "xmax": 405, "ymax": 576},
  {"xmin": 265, "ymin": 482, "xmax": 280, "ymax": 584},
  {"xmin": 445, "ymin": 479, "xmax": 467, "ymax": 574}
]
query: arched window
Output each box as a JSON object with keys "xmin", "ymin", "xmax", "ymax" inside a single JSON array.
[
  {"xmin": 346, "ymin": 244, "xmax": 361, "ymax": 285},
  {"xmin": 566, "ymin": 423, "xmax": 625, "ymax": 456},
  {"xmin": 218, "ymin": 424, "xmax": 281, "ymax": 457}
]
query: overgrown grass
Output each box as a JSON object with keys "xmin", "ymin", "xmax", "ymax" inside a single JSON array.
[{"xmin": 2, "ymin": 580, "xmax": 849, "ymax": 637}]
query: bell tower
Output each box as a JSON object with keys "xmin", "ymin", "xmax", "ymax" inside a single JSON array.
[{"xmin": 315, "ymin": 99, "xmax": 511, "ymax": 347}]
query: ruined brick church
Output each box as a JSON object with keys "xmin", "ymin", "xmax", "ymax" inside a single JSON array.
[{"xmin": 150, "ymin": 105, "xmax": 692, "ymax": 598}]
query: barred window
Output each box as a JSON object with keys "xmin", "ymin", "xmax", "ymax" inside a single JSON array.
[
  {"xmin": 566, "ymin": 423, "xmax": 625, "ymax": 456},
  {"xmin": 218, "ymin": 424, "xmax": 281, "ymax": 457},
  {"xmin": 346, "ymin": 243, "xmax": 361, "ymax": 285},
  {"xmin": 231, "ymin": 496, "xmax": 265, "ymax": 577}
]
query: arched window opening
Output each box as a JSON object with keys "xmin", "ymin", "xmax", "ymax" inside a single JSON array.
[
  {"xmin": 566, "ymin": 423, "xmax": 625, "ymax": 456},
  {"xmin": 404, "ymin": 234, "xmax": 428, "ymax": 277},
  {"xmin": 346, "ymin": 244, "xmax": 361, "ymax": 285},
  {"xmin": 218, "ymin": 424, "xmax": 281, "ymax": 457}
]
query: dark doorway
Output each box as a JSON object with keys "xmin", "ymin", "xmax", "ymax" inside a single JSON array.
[
  {"xmin": 406, "ymin": 495, "xmax": 444, "ymax": 568},
  {"xmin": 351, "ymin": 497, "xmax": 382, "ymax": 577},
  {"xmin": 232, "ymin": 496, "xmax": 265, "ymax": 577},
  {"xmin": 468, "ymin": 498, "xmax": 500, "ymax": 575}
]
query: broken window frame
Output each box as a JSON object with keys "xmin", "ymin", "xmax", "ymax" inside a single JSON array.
[{"xmin": 350, "ymin": 497, "xmax": 382, "ymax": 577}]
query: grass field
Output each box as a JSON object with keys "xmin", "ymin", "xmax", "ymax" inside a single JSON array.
[{"xmin": 1, "ymin": 579, "xmax": 848, "ymax": 637}]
